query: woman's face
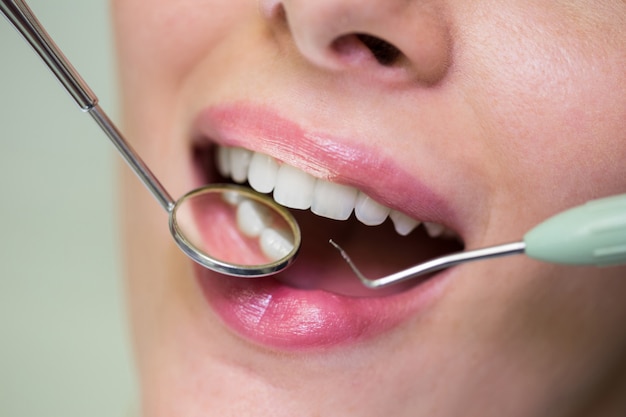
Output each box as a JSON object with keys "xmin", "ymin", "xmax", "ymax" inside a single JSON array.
[{"xmin": 111, "ymin": 0, "xmax": 626, "ymax": 415}]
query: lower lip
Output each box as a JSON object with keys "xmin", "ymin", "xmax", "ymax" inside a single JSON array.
[{"xmin": 196, "ymin": 263, "xmax": 454, "ymax": 350}]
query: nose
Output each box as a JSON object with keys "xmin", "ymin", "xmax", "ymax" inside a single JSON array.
[{"xmin": 259, "ymin": 0, "xmax": 452, "ymax": 84}]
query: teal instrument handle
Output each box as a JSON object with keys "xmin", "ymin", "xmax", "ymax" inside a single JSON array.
[{"xmin": 524, "ymin": 194, "xmax": 626, "ymax": 266}]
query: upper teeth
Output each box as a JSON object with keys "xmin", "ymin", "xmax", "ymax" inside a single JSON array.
[{"xmin": 216, "ymin": 145, "xmax": 454, "ymax": 238}]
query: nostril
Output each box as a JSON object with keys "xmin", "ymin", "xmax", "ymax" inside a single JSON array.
[
  {"xmin": 331, "ymin": 33, "xmax": 403, "ymax": 67},
  {"xmin": 330, "ymin": 33, "xmax": 404, "ymax": 67},
  {"xmin": 355, "ymin": 34, "xmax": 402, "ymax": 66}
]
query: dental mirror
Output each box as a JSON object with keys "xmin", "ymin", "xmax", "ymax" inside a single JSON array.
[{"xmin": 1, "ymin": 0, "xmax": 300, "ymax": 277}]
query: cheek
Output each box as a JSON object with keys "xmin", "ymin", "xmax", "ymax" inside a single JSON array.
[
  {"xmin": 112, "ymin": 0, "xmax": 249, "ymax": 89},
  {"xmin": 458, "ymin": 7, "xmax": 626, "ymax": 210}
]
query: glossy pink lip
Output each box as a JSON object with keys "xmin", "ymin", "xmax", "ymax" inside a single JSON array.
[
  {"xmin": 190, "ymin": 102, "xmax": 462, "ymax": 350},
  {"xmin": 192, "ymin": 103, "xmax": 460, "ymax": 230},
  {"xmin": 196, "ymin": 265, "xmax": 456, "ymax": 350}
]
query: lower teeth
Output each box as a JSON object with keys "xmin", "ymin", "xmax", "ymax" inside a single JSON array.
[{"xmin": 225, "ymin": 193, "xmax": 295, "ymax": 262}]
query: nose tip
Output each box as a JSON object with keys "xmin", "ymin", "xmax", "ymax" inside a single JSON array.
[
  {"xmin": 260, "ymin": 0, "xmax": 350, "ymax": 70},
  {"xmin": 260, "ymin": 0, "xmax": 453, "ymax": 84}
]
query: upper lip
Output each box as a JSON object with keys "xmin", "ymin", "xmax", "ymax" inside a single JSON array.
[{"xmin": 190, "ymin": 101, "xmax": 467, "ymax": 240}]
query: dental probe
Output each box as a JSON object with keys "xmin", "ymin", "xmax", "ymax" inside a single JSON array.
[{"xmin": 331, "ymin": 193, "xmax": 626, "ymax": 289}]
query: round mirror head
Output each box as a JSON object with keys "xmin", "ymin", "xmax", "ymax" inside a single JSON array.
[{"xmin": 169, "ymin": 184, "xmax": 301, "ymax": 277}]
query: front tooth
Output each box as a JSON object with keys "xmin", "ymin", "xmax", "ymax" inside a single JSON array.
[
  {"xmin": 216, "ymin": 146, "xmax": 231, "ymax": 177},
  {"xmin": 389, "ymin": 210, "xmax": 420, "ymax": 236},
  {"xmin": 273, "ymin": 164, "xmax": 316, "ymax": 210},
  {"xmin": 229, "ymin": 148, "xmax": 253, "ymax": 183},
  {"xmin": 311, "ymin": 180, "xmax": 358, "ymax": 221},
  {"xmin": 354, "ymin": 192, "xmax": 390, "ymax": 226},
  {"xmin": 236, "ymin": 199, "xmax": 272, "ymax": 238},
  {"xmin": 248, "ymin": 152, "xmax": 279, "ymax": 194},
  {"xmin": 260, "ymin": 228, "xmax": 294, "ymax": 261},
  {"xmin": 424, "ymin": 222, "xmax": 445, "ymax": 238}
]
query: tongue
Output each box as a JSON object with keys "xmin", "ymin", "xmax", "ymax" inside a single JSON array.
[{"xmin": 276, "ymin": 209, "xmax": 462, "ymax": 297}]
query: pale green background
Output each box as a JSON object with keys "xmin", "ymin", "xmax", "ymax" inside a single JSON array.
[{"xmin": 0, "ymin": 1, "xmax": 137, "ymax": 416}]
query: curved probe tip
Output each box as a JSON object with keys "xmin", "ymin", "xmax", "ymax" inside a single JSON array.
[{"xmin": 328, "ymin": 239, "xmax": 375, "ymax": 288}]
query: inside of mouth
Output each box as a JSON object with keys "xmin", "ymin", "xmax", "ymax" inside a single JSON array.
[{"xmin": 192, "ymin": 144, "xmax": 464, "ymax": 297}]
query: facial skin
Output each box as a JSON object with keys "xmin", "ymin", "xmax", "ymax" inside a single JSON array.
[{"xmin": 111, "ymin": 0, "xmax": 626, "ymax": 416}]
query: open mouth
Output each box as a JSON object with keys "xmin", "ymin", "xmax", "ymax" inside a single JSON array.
[
  {"xmin": 187, "ymin": 103, "xmax": 469, "ymax": 349},
  {"xmin": 192, "ymin": 143, "xmax": 464, "ymax": 297}
]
